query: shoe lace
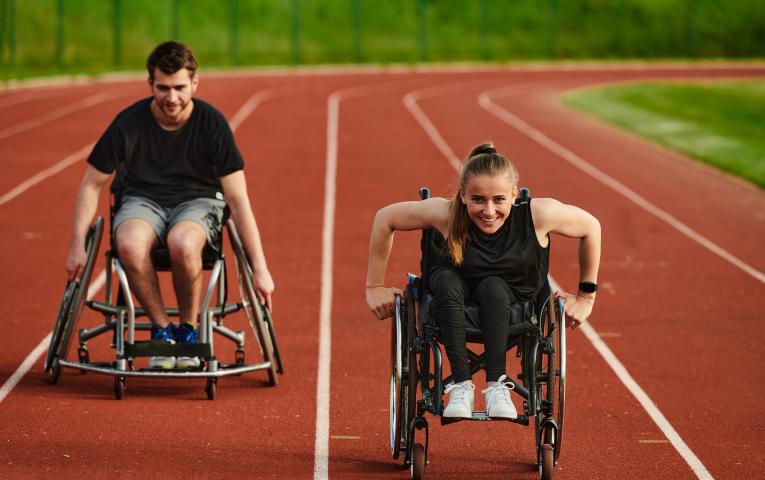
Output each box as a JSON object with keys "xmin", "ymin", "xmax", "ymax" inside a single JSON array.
[
  {"xmin": 482, "ymin": 374, "xmax": 514, "ymax": 406},
  {"xmin": 444, "ymin": 381, "xmax": 474, "ymax": 404}
]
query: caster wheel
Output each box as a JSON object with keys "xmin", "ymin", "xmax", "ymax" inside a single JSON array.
[
  {"xmin": 540, "ymin": 443, "xmax": 554, "ymax": 480},
  {"xmin": 206, "ymin": 378, "xmax": 217, "ymax": 400},
  {"xmin": 235, "ymin": 349, "xmax": 245, "ymax": 366},
  {"xmin": 410, "ymin": 443, "xmax": 426, "ymax": 480},
  {"xmin": 49, "ymin": 357, "xmax": 62, "ymax": 385},
  {"xmin": 114, "ymin": 377, "xmax": 125, "ymax": 400}
]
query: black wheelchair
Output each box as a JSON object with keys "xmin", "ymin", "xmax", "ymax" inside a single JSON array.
[
  {"xmin": 44, "ymin": 187, "xmax": 283, "ymax": 400},
  {"xmin": 390, "ymin": 188, "xmax": 566, "ymax": 480}
]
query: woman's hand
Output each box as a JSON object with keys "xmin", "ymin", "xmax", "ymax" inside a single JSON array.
[
  {"xmin": 556, "ymin": 291, "xmax": 595, "ymax": 329},
  {"xmin": 366, "ymin": 285, "xmax": 403, "ymax": 320}
]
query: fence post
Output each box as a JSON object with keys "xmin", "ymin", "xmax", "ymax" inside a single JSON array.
[
  {"xmin": 417, "ymin": 0, "xmax": 428, "ymax": 61},
  {"xmin": 7, "ymin": 0, "xmax": 14, "ymax": 64},
  {"xmin": 548, "ymin": 0, "xmax": 558, "ymax": 58},
  {"xmin": 352, "ymin": 0, "xmax": 362, "ymax": 62},
  {"xmin": 56, "ymin": 0, "xmax": 65, "ymax": 66},
  {"xmin": 113, "ymin": 0, "xmax": 121, "ymax": 66},
  {"xmin": 171, "ymin": 0, "xmax": 180, "ymax": 40},
  {"xmin": 686, "ymin": 0, "xmax": 697, "ymax": 57},
  {"xmin": 291, "ymin": 0, "xmax": 300, "ymax": 64},
  {"xmin": 479, "ymin": 0, "xmax": 489, "ymax": 61},
  {"xmin": 230, "ymin": 0, "xmax": 238, "ymax": 64}
]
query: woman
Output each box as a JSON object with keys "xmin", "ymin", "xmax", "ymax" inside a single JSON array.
[{"xmin": 365, "ymin": 143, "xmax": 600, "ymax": 419}]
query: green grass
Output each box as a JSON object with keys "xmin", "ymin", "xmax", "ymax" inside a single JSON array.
[{"xmin": 563, "ymin": 80, "xmax": 765, "ymax": 188}]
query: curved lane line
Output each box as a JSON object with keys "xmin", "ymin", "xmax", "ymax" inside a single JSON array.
[
  {"xmin": 0, "ymin": 91, "xmax": 120, "ymax": 141},
  {"xmin": 0, "ymin": 89, "xmax": 272, "ymax": 406},
  {"xmin": 404, "ymin": 82, "xmax": 714, "ymax": 480},
  {"xmin": 478, "ymin": 86, "xmax": 764, "ymax": 285}
]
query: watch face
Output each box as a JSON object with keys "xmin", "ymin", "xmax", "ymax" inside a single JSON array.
[{"xmin": 579, "ymin": 282, "xmax": 597, "ymax": 293}]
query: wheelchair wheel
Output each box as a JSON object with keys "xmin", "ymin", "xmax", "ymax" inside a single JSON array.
[
  {"xmin": 45, "ymin": 218, "xmax": 104, "ymax": 383},
  {"xmin": 535, "ymin": 296, "xmax": 566, "ymax": 464},
  {"xmin": 390, "ymin": 293, "xmax": 417, "ymax": 461},
  {"xmin": 228, "ymin": 220, "xmax": 280, "ymax": 386},
  {"xmin": 206, "ymin": 378, "xmax": 217, "ymax": 400},
  {"xmin": 540, "ymin": 443, "xmax": 554, "ymax": 480},
  {"xmin": 114, "ymin": 377, "xmax": 125, "ymax": 400},
  {"xmin": 410, "ymin": 443, "xmax": 426, "ymax": 480}
]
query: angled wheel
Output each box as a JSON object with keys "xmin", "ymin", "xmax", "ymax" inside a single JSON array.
[
  {"xmin": 535, "ymin": 296, "xmax": 566, "ymax": 464},
  {"xmin": 228, "ymin": 220, "xmax": 280, "ymax": 386},
  {"xmin": 45, "ymin": 218, "xmax": 104, "ymax": 383},
  {"xmin": 391, "ymin": 293, "xmax": 418, "ymax": 461}
]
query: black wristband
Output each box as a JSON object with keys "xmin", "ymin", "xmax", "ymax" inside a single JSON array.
[{"xmin": 578, "ymin": 281, "xmax": 598, "ymax": 293}]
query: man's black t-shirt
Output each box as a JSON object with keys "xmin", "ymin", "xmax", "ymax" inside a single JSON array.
[{"xmin": 88, "ymin": 97, "xmax": 244, "ymax": 207}]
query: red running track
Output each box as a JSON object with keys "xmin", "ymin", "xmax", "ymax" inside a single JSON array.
[{"xmin": 0, "ymin": 64, "xmax": 763, "ymax": 479}]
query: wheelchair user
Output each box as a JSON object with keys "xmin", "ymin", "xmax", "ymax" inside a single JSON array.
[
  {"xmin": 64, "ymin": 41, "xmax": 274, "ymax": 370},
  {"xmin": 365, "ymin": 143, "xmax": 601, "ymax": 419}
]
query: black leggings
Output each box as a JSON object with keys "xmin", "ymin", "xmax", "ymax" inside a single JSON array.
[{"xmin": 430, "ymin": 265, "xmax": 515, "ymax": 383}]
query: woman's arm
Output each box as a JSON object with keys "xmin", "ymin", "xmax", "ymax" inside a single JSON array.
[
  {"xmin": 366, "ymin": 197, "xmax": 449, "ymax": 320},
  {"xmin": 532, "ymin": 198, "xmax": 601, "ymax": 328}
]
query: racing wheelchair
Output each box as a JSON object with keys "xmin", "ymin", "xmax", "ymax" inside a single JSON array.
[
  {"xmin": 44, "ymin": 186, "xmax": 283, "ymax": 400},
  {"xmin": 390, "ymin": 188, "xmax": 566, "ymax": 480}
]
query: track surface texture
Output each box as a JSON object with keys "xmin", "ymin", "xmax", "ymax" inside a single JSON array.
[{"xmin": 0, "ymin": 64, "xmax": 763, "ymax": 480}]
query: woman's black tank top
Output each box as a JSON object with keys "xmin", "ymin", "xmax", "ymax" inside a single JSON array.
[{"xmin": 458, "ymin": 199, "xmax": 550, "ymax": 301}]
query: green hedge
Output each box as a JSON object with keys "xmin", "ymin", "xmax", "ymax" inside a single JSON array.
[{"xmin": 0, "ymin": 0, "xmax": 763, "ymax": 77}]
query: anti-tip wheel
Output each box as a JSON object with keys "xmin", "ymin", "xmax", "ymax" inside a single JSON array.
[
  {"xmin": 206, "ymin": 378, "xmax": 217, "ymax": 400},
  {"xmin": 114, "ymin": 377, "xmax": 125, "ymax": 400}
]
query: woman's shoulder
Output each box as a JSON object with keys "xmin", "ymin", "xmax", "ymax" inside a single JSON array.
[{"xmin": 529, "ymin": 197, "xmax": 562, "ymax": 228}]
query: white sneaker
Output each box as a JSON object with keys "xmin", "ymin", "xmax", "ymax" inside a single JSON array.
[
  {"xmin": 176, "ymin": 356, "xmax": 201, "ymax": 369},
  {"xmin": 148, "ymin": 356, "xmax": 176, "ymax": 369},
  {"xmin": 443, "ymin": 380, "xmax": 475, "ymax": 418},
  {"xmin": 483, "ymin": 375, "xmax": 517, "ymax": 419}
]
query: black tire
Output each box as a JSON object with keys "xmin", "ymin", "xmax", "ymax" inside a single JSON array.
[
  {"xmin": 540, "ymin": 443, "xmax": 554, "ymax": 480},
  {"xmin": 46, "ymin": 218, "xmax": 104, "ymax": 379},
  {"xmin": 49, "ymin": 357, "xmax": 62, "ymax": 385},
  {"xmin": 228, "ymin": 220, "xmax": 280, "ymax": 386},
  {"xmin": 411, "ymin": 443, "xmax": 426, "ymax": 480},
  {"xmin": 390, "ymin": 294, "xmax": 406, "ymax": 460},
  {"xmin": 206, "ymin": 378, "xmax": 217, "ymax": 400},
  {"xmin": 535, "ymin": 295, "xmax": 566, "ymax": 463},
  {"xmin": 114, "ymin": 377, "xmax": 125, "ymax": 400}
]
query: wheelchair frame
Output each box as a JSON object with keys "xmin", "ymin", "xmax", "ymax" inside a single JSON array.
[
  {"xmin": 389, "ymin": 188, "xmax": 566, "ymax": 480},
  {"xmin": 45, "ymin": 210, "xmax": 283, "ymax": 400}
]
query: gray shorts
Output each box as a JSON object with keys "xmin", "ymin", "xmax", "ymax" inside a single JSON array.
[{"xmin": 113, "ymin": 196, "xmax": 226, "ymax": 248}]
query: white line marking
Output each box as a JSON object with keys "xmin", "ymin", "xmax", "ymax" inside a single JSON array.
[
  {"xmin": 314, "ymin": 81, "xmax": 405, "ymax": 480},
  {"xmin": 0, "ymin": 143, "xmax": 94, "ymax": 206},
  {"xmin": 547, "ymin": 275, "xmax": 714, "ymax": 480},
  {"xmin": 314, "ymin": 91, "xmax": 339, "ymax": 480},
  {"xmin": 229, "ymin": 90, "xmax": 273, "ymax": 132},
  {"xmin": 0, "ymin": 91, "xmax": 118, "ymax": 141},
  {"xmin": 0, "ymin": 270, "xmax": 106, "ymax": 405},
  {"xmin": 478, "ymin": 87, "xmax": 764, "ymax": 284},
  {"xmin": 405, "ymin": 84, "xmax": 714, "ymax": 480},
  {"xmin": 0, "ymin": 91, "xmax": 54, "ymax": 109},
  {"xmin": 403, "ymin": 90, "xmax": 461, "ymax": 170}
]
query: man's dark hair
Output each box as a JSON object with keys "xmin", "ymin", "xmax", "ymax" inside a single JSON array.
[{"xmin": 146, "ymin": 41, "xmax": 198, "ymax": 80}]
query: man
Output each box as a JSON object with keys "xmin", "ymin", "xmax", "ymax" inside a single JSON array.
[{"xmin": 65, "ymin": 41, "xmax": 274, "ymax": 369}]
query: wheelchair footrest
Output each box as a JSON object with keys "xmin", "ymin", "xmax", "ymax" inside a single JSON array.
[
  {"xmin": 441, "ymin": 413, "xmax": 529, "ymax": 426},
  {"xmin": 124, "ymin": 341, "xmax": 211, "ymax": 358}
]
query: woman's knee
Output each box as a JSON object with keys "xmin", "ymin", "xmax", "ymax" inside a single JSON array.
[
  {"xmin": 431, "ymin": 268, "xmax": 467, "ymax": 304},
  {"xmin": 474, "ymin": 276, "xmax": 512, "ymax": 305}
]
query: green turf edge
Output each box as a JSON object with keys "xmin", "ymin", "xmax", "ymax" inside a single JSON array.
[{"xmin": 561, "ymin": 80, "xmax": 765, "ymax": 189}]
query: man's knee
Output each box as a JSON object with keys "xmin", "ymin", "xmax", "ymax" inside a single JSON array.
[
  {"xmin": 167, "ymin": 221, "xmax": 206, "ymax": 265},
  {"xmin": 115, "ymin": 220, "xmax": 156, "ymax": 266}
]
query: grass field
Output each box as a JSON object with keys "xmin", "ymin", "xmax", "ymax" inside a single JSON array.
[{"xmin": 563, "ymin": 80, "xmax": 765, "ymax": 188}]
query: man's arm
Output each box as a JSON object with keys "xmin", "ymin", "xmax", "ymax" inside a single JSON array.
[
  {"xmin": 65, "ymin": 165, "xmax": 112, "ymax": 281},
  {"xmin": 219, "ymin": 170, "xmax": 274, "ymax": 311}
]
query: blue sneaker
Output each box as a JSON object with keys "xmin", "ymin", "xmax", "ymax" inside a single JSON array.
[
  {"xmin": 175, "ymin": 323, "xmax": 201, "ymax": 369},
  {"xmin": 149, "ymin": 323, "xmax": 176, "ymax": 369}
]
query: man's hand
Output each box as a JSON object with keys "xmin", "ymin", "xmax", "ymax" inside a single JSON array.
[
  {"xmin": 253, "ymin": 268, "xmax": 275, "ymax": 312},
  {"xmin": 65, "ymin": 244, "xmax": 88, "ymax": 282},
  {"xmin": 366, "ymin": 285, "xmax": 403, "ymax": 320},
  {"xmin": 556, "ymin": 291, "xmax": 595, "ymax": 329}
]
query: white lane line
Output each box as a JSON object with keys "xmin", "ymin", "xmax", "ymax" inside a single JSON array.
[
  {"xmin": 0, "ymin": 91, "xmax": 55, "ymax": 109},
  {"xmin": 314, "ymin": 80, "xmax": 407, "ymax": 480},
  {"xmin": 0, "ymin": 91, "xmax": 119, "ymax": 141},
  {"xmin": 478, "ymin": 87, "xmax": 764, "ymax": 285},
  {"xmin": 0, "ymin": 270, "xmax": 106, "ymax": 405},
  {"xmin": 0, "ymin": 90, "xmax": 270, "ymax": 405},
  {"xmin": 546, "ymin": 277, "xmax": 714, "ymax": 480},
  {"xmin": 405, "ymin": 84, "xmax": 714, "ymax": 480},
  {"xmin": 0, "ymin": 143, "xmax": 94, "ymax": 206}
]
